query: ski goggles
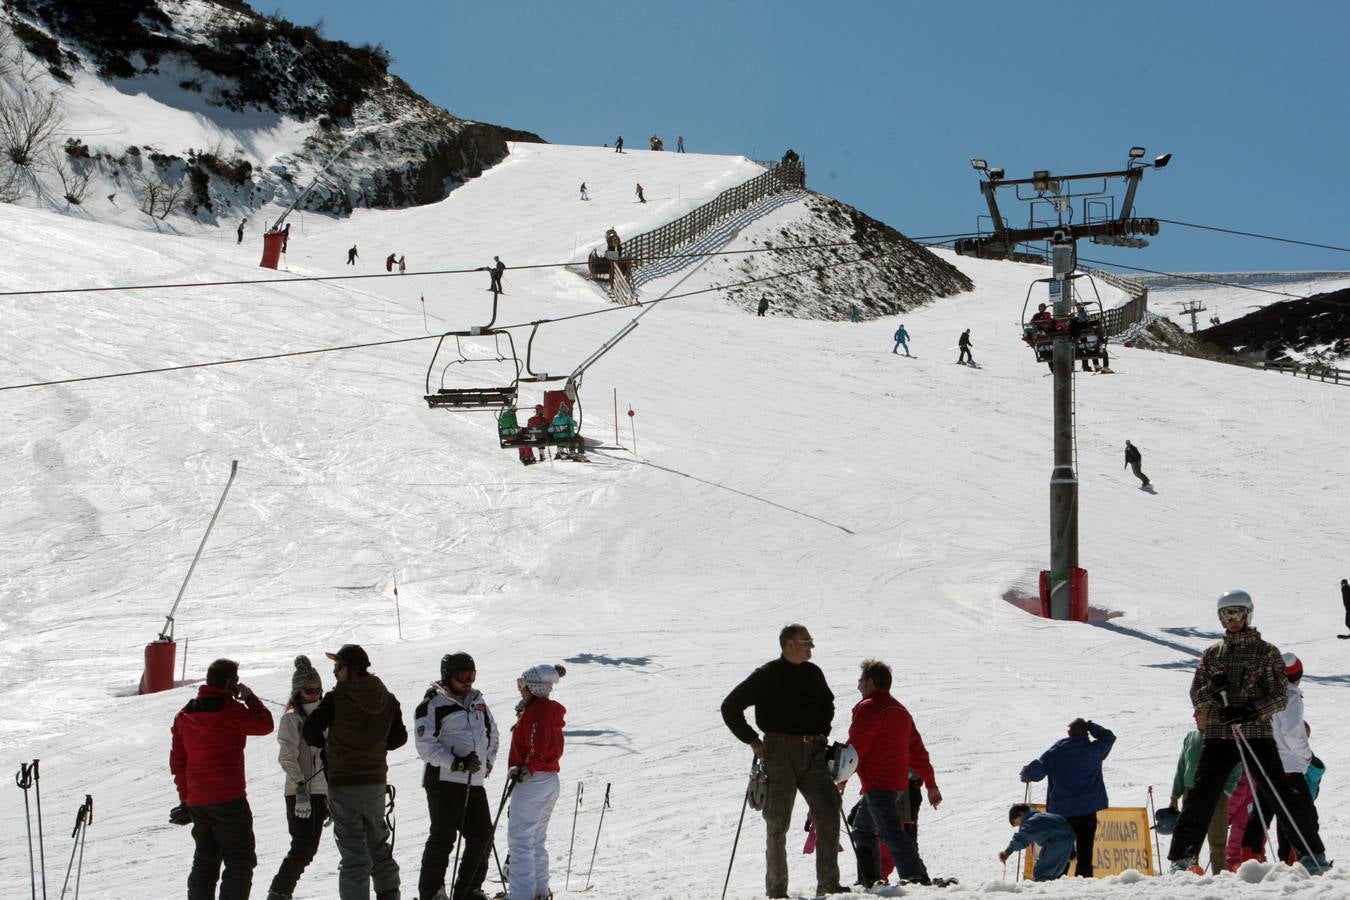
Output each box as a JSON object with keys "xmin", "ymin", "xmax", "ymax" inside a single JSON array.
[
  {"xmin": 1218, "ymin": 606, "xmax": 1250, "ymax": 624},
  {"xmin": 449, "ymin": 671, "xmax": 476, "ymax": 684}
]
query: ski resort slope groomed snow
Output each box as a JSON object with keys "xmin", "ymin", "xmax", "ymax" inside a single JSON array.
[{"xmin": 1, "ymin": 142, "xmax": 1346, "ymax": 899}]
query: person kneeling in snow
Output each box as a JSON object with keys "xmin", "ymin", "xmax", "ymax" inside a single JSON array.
[
  {"xmin": 999, "ymin": 803, "xmax": 1075, "ymax": 881},
  {"xmin": 506, "ymin": 664, "xmax": 567, "ymax": 900}
]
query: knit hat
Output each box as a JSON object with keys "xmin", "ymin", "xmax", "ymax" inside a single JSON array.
[
  {"xmin": 291, "ymin": 655, "xmax": 321, "ymax": 694},
  {"xmin": 520, "ymin": 663, "xmax": 566, "ymax": 697},
  {"xmin": 1283, "ymin": 652, "xmax": 1303, "ymax": 682}
]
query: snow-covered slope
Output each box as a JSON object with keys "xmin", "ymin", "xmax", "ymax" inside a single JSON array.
[{"xmin": 1, "ymin": 144, "xmax": 1346, "ymax": 899}]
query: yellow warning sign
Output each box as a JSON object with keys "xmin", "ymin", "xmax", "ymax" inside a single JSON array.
[{"xmin": 1021, "ymin": 805, "xmax": 1154, "ymax": 879}]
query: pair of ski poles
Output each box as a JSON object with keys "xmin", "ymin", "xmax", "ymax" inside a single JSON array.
[
  {"xmin": 564, "ymin": 782, "xmax": 613, "ymax": 892},
  {"xmin": 16, "ymin": 760, "xmax": 93, "ymax": 900}
]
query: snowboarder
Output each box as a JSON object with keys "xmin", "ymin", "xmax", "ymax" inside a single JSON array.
[
  {"xmin": 892, "ymin": 324, "xmax": 910, "ymax": 356},
  {"xmin": 170, "ymin": 658, "xmax": 274, "ymax": 900},
  {"xmin": 268, "ymin": 656, "xmax": 329, "ymax": 900},
  {"xmin": 1238, "ymin": 653, "xmax": 1325, "ymax": 866},
  {"xmin": 677, "ymin": 135, "xmax": 685, "ymax": 153},
  {"xmin": 414, "ymin": 652, "xmax": 499, "ymax": 900},
  {"xmin": 1124, "ymin": 440, "xmax": 1150, "ymax": 487},
  {"xmin": 506, "ymin": 664, "xmax": 567, "ymax": 900},
  {"xmin": 614, "ymin": 135, "xmax": 624, "ymax": 153},
  {"xmin": 1000, "ymin": 804, "xmax": 1076, "ymax": 881},
  {"xmin": 489, "ymin": 256, "xmax": 505, "ymax": 293},
  {"xmin": 757, "ymin": 297, "xmax": 769, "ymax": 317},
  {"xmin": 237, "ymin": 219, "xmax": 247, "ymax": 244},
  {"xmin": 302, "ymin": 644, "xmax": 408, "ymax": 900},
  {"xmin": 721, "ymin": 625, "xmax": 844, "ymax": 898},
  {"xmin": 1168, "ymin": 710, "xmax": 1239, "ymax": 876},
  {"xmin": 385, "ymin": 253, "xmax": 396, "ymax": 273},
  {"xmin": 1020, "ymin": 718, "xmax": 1115, "ymax": 877},
  {"xmin": 1165, "ymin": 591, "xmax": 1329, "ymax": 875},
  {"xmin": 580, "ymin": 182, "xmax": 588, "ymax": 201},
  {"xmin": 957, "ymin": 329, "xmax": 974, "ymax": 365},
  {"xmin": 635, "ymin": 183, "xmax": 646, "ymax": 203},
  {"xmin": 846, "ymin": 659, "xmax": 941, "ymax": 887},
  {"xmin": 398, "ymin": 255, "xmax": 406, "ymax": 274},
  {"xmin": 346, "ymin": 245, "xmax": 359, "ymax": 265}
]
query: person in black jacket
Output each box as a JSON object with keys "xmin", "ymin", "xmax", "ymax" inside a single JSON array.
[
  {"xmin": 303, "ymin": 644, "xmax": 407, "ymax": 900},
  {"xmin": 1124, "ymin": 440, "xmax": 1150, "ymax": 487},
  {"xmin": 1341, "ymin": 578, "xmax": 1350, "ymax": 635},
  {"xmin": 957, "ymin": 329, "xmax": 975, "ymax": 365},
  {"xmin": 722, "ymin": 624, "xmax": 844, "ymax": 898}
]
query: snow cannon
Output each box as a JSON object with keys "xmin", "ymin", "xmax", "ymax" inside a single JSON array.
[
  {"xmin": 1038, "ymin": 567, "xmax": 1089, "ymax": 622},
  {"xmin": 259, "ymin": 230, "xmax": 285, "ymax": 269},
  {"xmin": 138, "ymin": 460, "xmax": 239, "ymax": 695}
]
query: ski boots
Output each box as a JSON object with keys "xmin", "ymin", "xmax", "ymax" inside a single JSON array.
[
  {"xmin": 1168, "ymin": 856, "xmax": 1202, "ymax": 875},
  {"xmin": 1300, "ymin": 853, "xmax": 1333, "ymax": 875}
]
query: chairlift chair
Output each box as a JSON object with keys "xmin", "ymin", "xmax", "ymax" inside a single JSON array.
[
  {"xmin": 1019, "ymin": 273, "xmax": 1110, "ymax": 365},
  {"xmin": 423, "ymin": 328, "xmax": 522, "ymax": 410}
]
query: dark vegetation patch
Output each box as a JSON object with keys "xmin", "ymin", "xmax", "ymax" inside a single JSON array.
[{"xmin": 1196, "ymin": 289, "xmax": 1350, "ymax": 361}]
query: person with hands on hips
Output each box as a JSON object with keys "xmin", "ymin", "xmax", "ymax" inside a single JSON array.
[{"xmin": 505, "ymin": 663, "xmax": 567, "ymax": 900}]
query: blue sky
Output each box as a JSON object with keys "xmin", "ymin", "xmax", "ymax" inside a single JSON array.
[{"xmin": 273, "ymin": 0, "xmax": 1350, "ymax": 275}]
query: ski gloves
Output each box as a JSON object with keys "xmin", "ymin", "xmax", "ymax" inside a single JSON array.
[
  {"xmin": 169, "ymin": 804, "xmax": 191, "ymax": 826},
  {"xmin": 450, "ymin": 751, "xmax": 482, "ymax": 774},
  {"xmin": 1219, "ymin": 704, "xmax": 1260, "ymax": 725},
  {"xmin": 507, "ymin": 765, "xmax": 531, "ymax": 783},
  {"xmin": 294, "ymin": 786, "xmax": 312, "ymax": 819}
]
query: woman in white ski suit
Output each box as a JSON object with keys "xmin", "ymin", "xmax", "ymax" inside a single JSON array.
[{"xmin": 506, "ymin": 664, "xmax": 567, "ymax": 900}]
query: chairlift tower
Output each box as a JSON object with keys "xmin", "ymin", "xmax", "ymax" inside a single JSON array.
[
  {"xmin": 960, "ymin": 148, "xmax": 1171, "ymax": 620},
  {"xmin": 1179, "ymin": 300, "xmax": 1208, "ymax": 333}
]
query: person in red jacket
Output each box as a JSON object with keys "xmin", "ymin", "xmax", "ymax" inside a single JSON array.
[
  {"xmin": 169, "ymin": 658, "xmax": 275, "ymax": 900},
  {"xmin": 846, "ymin": 659, "xmax": 941, "ymax": 887},
  {"xmin": 505, "ymin": 663, "xmax": 567, "ymax": 900}
]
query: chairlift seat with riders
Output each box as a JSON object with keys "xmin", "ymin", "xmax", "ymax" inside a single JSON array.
[{"xmin": 1020, "ymin": 273, "xmax": 1110, "ymax": 364}]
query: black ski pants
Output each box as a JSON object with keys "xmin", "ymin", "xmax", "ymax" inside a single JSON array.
[
  {"xmin": 187, "ymin": 797, "xmax": 256, "ymax": 900},
  {"xmin": 1066, "ymin": 812, "xmax": 1097, "ymax": 877},
  {"xmin": 1167, "ymin": 736, "xmax": 1319, "ymax": 863},
  {"xmin": 418, "ymin": 779, "xmax": 491, "ymax": 900},
  {"xmin": 1240, "ymin": 771, "xmax": 1323, "ymax": 862},
  {"xmin": 269, "ymin": 793, "xmax": 329, "ymax": 897}
]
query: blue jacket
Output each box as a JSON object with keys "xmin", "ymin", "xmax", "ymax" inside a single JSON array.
[
  {"xmin": 1005, "ymin": 810, "xmax": 1074, "ymax": 854},
  {"xmin": 894, "ymin": 327, "xmax": 909, "ymax": 341},
  {"xmin": 1020, "ymin": 721, "xmax": 1115, "ymax": 817}
]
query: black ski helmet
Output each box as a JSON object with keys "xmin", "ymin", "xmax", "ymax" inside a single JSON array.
[{"xmin": 440, "ymin": 652, "xmax": 476, "ymax": 683}]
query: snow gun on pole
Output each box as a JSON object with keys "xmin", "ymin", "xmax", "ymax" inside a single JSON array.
[{"xmin": 140, "ymin": 460, "xmax": 239, "ymax": 694}]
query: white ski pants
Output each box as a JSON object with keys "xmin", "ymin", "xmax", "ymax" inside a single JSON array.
[{"xmin": 507, "ymin": 771, "xmax": 560, "ymax": 900}]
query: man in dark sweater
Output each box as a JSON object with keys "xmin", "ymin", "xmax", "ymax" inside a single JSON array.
[
  {"xmin": 303, "ymin": 644, "xmax": 408, "ymax": 900},
  {"xmin": 722, "ymin": 624, "xmax": 844, "ymax": 898}
]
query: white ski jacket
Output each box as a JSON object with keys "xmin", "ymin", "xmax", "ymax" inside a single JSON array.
[
  {"xmin": 1273, "ymin": 683, "xmax": 1311, "ymax": 774},
  {"xmin": 415, "ymin": 683, "xmax": 499, "ymax": 787},
  {"xmin": 277, "ymin": 705, "xmax": 327, "ymax": 796}
]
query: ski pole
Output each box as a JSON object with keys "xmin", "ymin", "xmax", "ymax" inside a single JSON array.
[
  {"xmin": 34, "ymin": 760, "xmax": 48, "ymax": 900},
  {"xmin": 564, "ymin": 782, "xmax": 583, "ymax": 889},
  {"xmin": 582, "ymin": 783, "xmax": 612, "ymax": 890},
  {"xmin": 720, "ymin": 758, "xmax": 754, "ymax": 900},
  {"xmin": 1146, "ymin": 786, "xmax": 1161, "ymax": 873},
  {"xmin": 447, "ymin": 776, "xmax": 475, "ymax": 897},
  {"xmin": 16, "ymin": 762, "xmax": 37, "ymax": 900},
  {"xmin": 1015, "ymin": 782, "xmax": 1030, "ymax": 881},
  {"xmin": 1232, "ymin": 724, "xmax": 1318, "ymax": 864},
  {"xmin": 481, "ymin": 770, "xmax": 518, "ymax": 890},
  {"xmin": 59, "ymin": 795, "xmax": 92, "ymax": 900}
]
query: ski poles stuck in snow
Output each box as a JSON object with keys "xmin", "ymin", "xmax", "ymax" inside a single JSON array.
[
  {"xmin": 565, "ymin": 782, "xmax": 584, "ymax": 889},
  {"xmin": 581, "ymin": 783, "xmax": 612, "ymax": 891},
  {"xmin": 59, "ymin": 794, "xmax": 92, "ymax": 900},
  {"xmin": 16, "ymin": 759, "xmax": 48, "ymax": 900}
]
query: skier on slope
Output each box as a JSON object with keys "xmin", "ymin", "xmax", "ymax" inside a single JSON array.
[
  {"xmin": 170, "ymin": 658, "xmax": 274, "ymax": 900},
  {"xmin": 347, "ymin": 245, "xmax": 359, "ymax": 265},
  {"xmin": 505, "ymin": 664, "xmax": 567, "ymax": 900},
  {"xmin": 414, "ymin": 652, "xmax": 499, "ymax": 900},
  {"xmin": 1124, "ymin": 440, "xmax": 1150, "ymax": 487},
  {"xmin": 1341, "ymin": 578, "xmax": 1349, "ymax": 635},
  {"xmin": 892, "ymin": 324, "xmax": 910, "ymax": 356},
  {"xmin": 1164, "ymin": 591, "xmax": 1329, "ymax": 875},
  {"xmin": 957, "ymin": 329, "xmax": 974, "ymax": 365},
  {"xmin": 1019, "ymin": 718, "xmax": 1115, "ymax": 877},
  {"xmin": 267, "ymin": 655, "xmax": 329, "ymax": 900},
  {"xmin": 1238, "ymin": 653, "xmax": 1325, "ymax": 866},
  {"xmin": 846, "ymin": 659, "xmax": 942, "ymax": 887},
  {"xmin": 490, "ymin": 256, "xmax": 505, "ymax": 293}
]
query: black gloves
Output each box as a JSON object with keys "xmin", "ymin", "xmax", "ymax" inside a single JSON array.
[
  {"xmin": 1209, "ymin": 672, "xmax": 1230, "ymax": 695},
  {"xmin": 1220, "ymin": 703, "xmax": 1259, "ymax": 725},
  {"xmin": 169, "ymin": 804, "xmax": 191, "ymax": 826},
  {"xmin": 451, "ymin": 752, "xmax": 482, "ymax": 774}
]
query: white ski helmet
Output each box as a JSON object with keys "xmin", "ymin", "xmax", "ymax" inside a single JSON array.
[
  {"xmin": 826, "ymin": 742, "xmax": 859, "ymax": 784},
  {"xmin": 1216, "ymin": 589, "xmax": 1254, "ymax": 624}
]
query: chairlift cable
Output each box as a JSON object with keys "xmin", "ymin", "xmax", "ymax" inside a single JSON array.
[{"xmin": 1154, "ymin": 219, "xmax": 1350, "ymax": 255}]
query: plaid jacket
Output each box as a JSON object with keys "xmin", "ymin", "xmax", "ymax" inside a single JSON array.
[{"xmin": 1189, "ymin": 627, "xmax": 1288, "ymax": 739}]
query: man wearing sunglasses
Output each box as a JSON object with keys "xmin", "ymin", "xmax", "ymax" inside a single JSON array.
[
  {"xmin": 1165, "ymin": 591, "xmax": 1329, "ymax": 875},
  {"xmin": 722, "ymin": 624, "xmax": 845, "ymax": 897},
  {"xmin": 414, "ymin": 652, "xmax": 500, "ymax": 900}
]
